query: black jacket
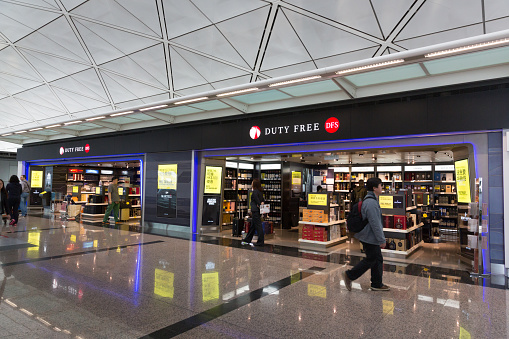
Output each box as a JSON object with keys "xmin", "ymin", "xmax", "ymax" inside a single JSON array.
[
  {"xmin": 0, "ymin": 190, "xmax": 7, "ymax": 214},
  {"xmin": 6, "ymin": 183, "xmax": 22, "ymax": 199},
  {"xmin": 250, "ymin": 189, "xmax": 265, "ymax": 212}
]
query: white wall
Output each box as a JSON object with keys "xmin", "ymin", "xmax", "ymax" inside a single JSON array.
[{"xmin": 0, "ymin": 158, "xmax": 18, "ymax": 182}]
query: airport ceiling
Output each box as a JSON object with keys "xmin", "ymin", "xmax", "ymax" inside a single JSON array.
[{"xmin": 1, "ymin": 0, "xmax": 509, "ymax": 152}]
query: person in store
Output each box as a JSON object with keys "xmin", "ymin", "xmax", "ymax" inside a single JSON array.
[
  {"xmin": 242, "ymin": 178, "xmax": 265, "ymax": 247},
  {"xmin": 0, "ymin": 180, "xmax": 7, "ymax": 225},
  {"xmin": 352, "ymin": 179, "xmax": 367, "ymax": 203},
  {"xmin": 6, "ymin": 175, "xmax": 22, "ymax": 227},
  {"xmin": 102, "ymin": 176, "xmax": 121, "ymax": 225},
  {"xmin": 343, "ymin": 177, "xmax": 390, "ymax": 292},
  {"xmin": 19, "ymin": 175, "xmax": 30, "ymax": 217},
  {"xmin": 317, "ymin": 185, "xmax": 323, "ymax": 192}
]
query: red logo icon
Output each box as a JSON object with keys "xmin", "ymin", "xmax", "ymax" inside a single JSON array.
[
  {"xmin": 59, "ymin": 147, "xmax": 64, "ymax": 155},
  {"xmin": 85, "ymin": 144, "xmax": 90, "ymax": 153},
  {"xmin": 250, "ymin": 126, "xmax": 261, "ymax": 140},
  {"xmin": 325, "ymin": 117, "xmax": 340, "ymax": 133}
]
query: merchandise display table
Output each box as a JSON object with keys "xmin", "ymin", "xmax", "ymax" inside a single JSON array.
[{"xmin": 298, "ymin": 220, "xmax": 348, "ymax": 251}]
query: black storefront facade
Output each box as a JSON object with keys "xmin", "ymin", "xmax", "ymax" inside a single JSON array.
[{"xmin": 17, "ymin": 78, "xmax": 509, "ymax": 277}]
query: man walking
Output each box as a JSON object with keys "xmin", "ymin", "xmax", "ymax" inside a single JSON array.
[
  {"xmin": 343, "ymin": 177, "xmax": 390, "ymax": 291},
  {"xmin": 20, "ymin": 175, "xmax": 30, "ymax": 217},
  {"xmin": 102, "ymin": 176, "xmax": 120, "ymax": 224}
]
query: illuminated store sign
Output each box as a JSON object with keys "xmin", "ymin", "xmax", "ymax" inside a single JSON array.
[
  {"xmin": 59, "ymin": 144, "xmax": 90, "ymax": 155},
  {"xmin": 455, "ymin": 159, "xmax": 471, "ymax": 203},
  {"xmin": 250, "ymin": 116, "xmax": 340, "ymax": 140}
]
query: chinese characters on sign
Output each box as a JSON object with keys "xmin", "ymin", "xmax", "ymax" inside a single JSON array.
[
  {"xmin": 31, "ymin": 170, "xmax": 43, "ymax": 188},
  {"xmin": 379, "ymin": 195, "xmax": 394, "ymax": 209},
  {"xmin": 158, "ymin": 164, "xmax": 178, "ymax": 190},
  {"xmin": 204, "ymin": 166, "xmax": 222, "ymax": 194},
  {"xmin": 455, "ymin": 159, "xmax": 471, "ymax": 203}
]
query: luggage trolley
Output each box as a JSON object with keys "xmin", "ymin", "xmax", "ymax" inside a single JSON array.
[{"xmin": 60, "ymin": 195, "xmax": 81, "ymax": 222}]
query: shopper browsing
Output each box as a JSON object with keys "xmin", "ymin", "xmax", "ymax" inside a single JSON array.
[
  {"xmin": 242, "ymin": 178, "xmax": 265, "ymax": 247},
  {"xmin": 343, "ymin": 177, "xmax": 390, "ymax": 291},
  {"xmin": 6, "ymin": 175, "xmax": 22, "ymax": 227},
  {"xmin": 102, "ymin": 176, "xmax": 121, "ymax": 224},
  {"xmin": 19, "ymin": 175, "xmax": 30, "ymax": 217},
  {"xmin": 352, "ymin": 179, "xmax": 367, "ymax": 203},
  {"xmin": 0, "ymin": 180, "xmax": 7, "ymax": 225}
]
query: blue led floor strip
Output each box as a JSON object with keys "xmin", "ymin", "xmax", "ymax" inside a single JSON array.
[{"xmin": 141, "ymin": 267, "xmax": 325, "ymax": 339}]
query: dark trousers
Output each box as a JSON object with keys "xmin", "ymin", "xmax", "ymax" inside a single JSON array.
[
  {"xmin": 244, "ymin": 212, "xmax": 264, "ymax": 244},
  {"xmin": 346, "ymin": 241, "xmax": 383, "ymax": 288},
  {"xmin": 8, "ymin": 197, "xmax": 20, "ymax": 224}
]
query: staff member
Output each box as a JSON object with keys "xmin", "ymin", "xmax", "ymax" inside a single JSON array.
[
  {"xmin": 102, "ymin": 176, "xmax": 121, "ymax": 224},
  {"xmin": 242, "ymin": 178, "xmax": 265, "ymax": 247}
]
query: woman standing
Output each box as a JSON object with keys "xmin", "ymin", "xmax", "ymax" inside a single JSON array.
[
  {"xmin": 242, "ymin": 178, "xmax": 265, "ymax": 247},
  {"xmin": 6, "ymin": 175, "xmax": 22, "ymax": 226},
  {"xmin": 0, "ymin": 180, "xmax": 7, "ymax": 225}
]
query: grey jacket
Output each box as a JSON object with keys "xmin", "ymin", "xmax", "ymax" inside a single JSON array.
[{"xmin": 354, "ymin": 191, "xmax": 386, "ymax": 245}]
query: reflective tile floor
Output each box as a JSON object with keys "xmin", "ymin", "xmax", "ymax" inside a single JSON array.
[{"xmin": 0, "ymin": 215, "xmax": 506, "ymax": 338}]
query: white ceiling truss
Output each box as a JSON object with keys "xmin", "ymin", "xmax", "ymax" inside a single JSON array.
[{"xmin": 0, "ymin": 0, "xmax": 509, "ymax": 150}]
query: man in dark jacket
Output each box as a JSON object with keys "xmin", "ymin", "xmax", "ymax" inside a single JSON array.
[
  {"xmin": 351, "ymin": 179, "xmax": 367, "ymax": 203},
  {"xmin": 343, "ymin": 177, "xmax": 390, "ymax": 291}
]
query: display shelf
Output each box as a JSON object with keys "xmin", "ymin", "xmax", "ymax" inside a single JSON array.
[
  {"xmin": 222, "ymin": 222, "xmax": 233, "ymax": 226},
  {"xmin": 382, "ymin": 180, "xmax": 402, "ymax": 183},
  {"xmin": 334, "ymin": 180, "xmax": 349, "ymax": 182},
  {"xmin": 298, "ymin": 236, "xmax": 348, "ymax": 250},
  {"xmin": 132, "ymin": 205, "xmax": 141, "ymax": 208},
  {"xmin": 404, "ymin": 180, "xmax": 433, "ymax": 183},
  {"xmin": 130, "ymin": 216, "xmax": 141, "ymax": 219},
  {"xmin": 129, "ymin": 194, "xmax": 140, "ymax": 197},
  {"xmin": 406, "ymin": 206, "xmax": 417, "ymax": 211},
  {"xmin": 82, "ymin": 213, "xmax": 104, "ymax": 217},
  {"xmin": 87, "ymin": 203, "xmax": 107, "ymax": 206},
  {"xmin": 382, "ymin": 240, "xmax": 423, "ymax": 257},
  {"xmin": 383, "ymin": 222, "xmax": 423, "ymax": 234},
  {"xmin": 440, "ymin": 215, "xmax": 458, "ymax": 219},
  {"xmin": 298, "ymin": 220, "xmax": 346, "ymax": 227},
  {"xmin": 336, "ymin": 190, "xmax": 350, "ymax": 193},
  {"xmin": 262, "ymin": 179, "xmax": 281, "ymax": 181},
  {"xmin": 432, "ymin": 220, "xmax": 440, "ymax": 223},
  {"xmin": 223, "ymin": 211, "xmax": 235, "ymax": 214},
  {"xmin": 435, "ymin": 192, "xmax": 456, "ymax": 195},
  {"xmin": 435, "ymin": 203, "xmax": 457, "ymax": 207},
  {"xmin": 436, "ymin": 181, "xmax": 456, "ymax": 184},
  {"xmin": 330, "ymin": 204, "xmax": 339, "ymax": 207}
]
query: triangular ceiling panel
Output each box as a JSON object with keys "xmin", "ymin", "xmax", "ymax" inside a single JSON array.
[
  {"xmin": 14, "ymin": 85, "xmax": 66, "ymax": 113},
  {"xmin": 395, "ymin": 24, "xmax": 484, "ymax": 50},
  {"xmin": 167, "ymin": 47, "xmax": 208, "ymax": 90},
  {"xmin": 175, "ymin": 83, "xmax": 215, "ymax": 97},
  {"xmin": 381, "ymin": 47, "xmax": 391, "ymax": 56},
  {"xmin": 191, "ymin": 0, "xmax": 267, "ymax": 24},
  {"xmin": 72, "ymin": 0, "xmax": 161, "ymax": 38},
  {"xmin": 20, "ymin": 49, "xmax": 90, "ymax": 82},
  {"xmin": 171, "ymin": 46, "xmax": 250, "ymax": 87},
  {"xmin": 0, "ymin": 2, "xmax": 62, "ymax": 42},
  {"xmin": 16, "ymin": 16, "xmax": 90, "ymax": 63},
  {"xmin": 50, "ymin": 68, "xmax": 109, "ymax": 103},
  {"xmin": 0, "ymin": 73, "xmax": 43, "ymax": 94},
  {"xmin": 283, "ymin": 8, "xmax": 379, "ymax": 60},
  {"xmin": 484, "ymin": 0, "xmax": 509, "ymax": 21},
  {"xmin": 282, "ymin": 0, "xmax": 383, "ymax": 39},
  {"xmin": 216, "ymin": 6, "xmax": 271, "ymax": 68},
  {"xmin": 210, "ymin": 75, "xmax": 252, "ymax": 90},
  {"xmin": 100, "ymin": 70, "xmax": 168, "ymax": 103},
  {"xmin": 52, "ymin": 87, "xmax": 110, "ymax": 113},
  {"xmin": 16, "ymin": 0, "xmax": 59, "ymax": 10},
  {"xmin": 486, "ymin": 17, "xmax": 509, "ymax": 34},
  {"xmin": 314, "ymin": 46, "xmax": 379, "ymax": 68},
  {"xmin": 0, "ymin": 98, "xmax": 34, "ymax": 123},
  {"xmin": 10, "ymin": 98, "xmax": 54, "ymax": 120},
  {"xmin": 260, "ymin": 9, "xmax": 313, "ymax": 71},
  {"xmin": 261, "ymin": 61, "xmax": 316, "ymax": 78},
  {"xmin": 371, "ymin": 0, "xmax": 415, "ymax": 38},
  {"xmin": 115, "ymin": 93, "xmax": 172, "ymax": 110},
  {"xmin": 163, "ymin": 0, "xmax": 212, "ymax": 39},
  {"xmin": 171, "ymin": 25, "xmax": 249, "ymax": 68},
  {"xmin": 74, "ymin": 18, "xmax": 159, "ymax": 65},
  {"xmin": 396, "ymin": 0, "xmax": 483, "ymax": 41},
  {"xmin": 61, "ymin": 0, "xmax": 87, "ymax": 11},
  {"xmin": 100, "ymin": 44, "xmax": 168, "ymax": 89},
  {"xmin": 0, "ymin": 46, "xmax": 41, "ymax": 81}
]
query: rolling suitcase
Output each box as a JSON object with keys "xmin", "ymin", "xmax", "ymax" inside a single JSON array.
[{"xmin": 232, "ymin": 211, "xmax": 244, "ymax": 237}]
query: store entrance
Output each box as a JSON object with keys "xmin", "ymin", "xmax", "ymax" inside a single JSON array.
[
  {"xmin": 202, "ymin": 145, "xmax": 474, "ymax": 271},
  {"xmin": 28, "ymin": 160, "xmax": 142, "ymax": 226}
]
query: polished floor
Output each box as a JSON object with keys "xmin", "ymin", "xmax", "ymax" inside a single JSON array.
[{"xmin": 0, "ymin": 215, "xmax": 506, "ymax": 338}]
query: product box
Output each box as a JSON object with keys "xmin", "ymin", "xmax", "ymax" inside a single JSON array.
[
  {"xmin": 383, "ymin": 215, "xmax": 394, "ymax": 229},
  {"xmin": 445, "ymin": 173, "xmax": 454, "ymax": 182},
  {"xmin": 446, "ymin": 185, "xmax": 452, "ymax": 193},
  {"xmin": 393, "ymin": 215, "xmax": 406, "ymax": 229},
  {"xmin": 434, "ymin": 172, "xmax": 441, "ymax": 182},
  {"xmin": 386, "ymin": 238, "xmax": 397, "ymax": 250},
  {"xmin": 396, "ymin": 238, "xmax": 407, "ymax": 251}
]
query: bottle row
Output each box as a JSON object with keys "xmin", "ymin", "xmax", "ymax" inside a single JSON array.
[
  {"xmin": 262, "ymin": 182, "xmax": 281, "ymax": 190},
  {"xmin": 435, "ymin": 195, "xmax": 457, "ymax": 204},
  {"xmin": 261, "ymin": 170, "xmax": 281, "ymax": 180}
]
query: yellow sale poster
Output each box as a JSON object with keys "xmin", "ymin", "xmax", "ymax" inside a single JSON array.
[
  {"xmin": 154, "ymin": 269, "xmax": 174, "ymax": 298},
  {"xmin": 379, "ymin": 195, "xmax": 394, "ymax": 209},
  {"xmin": 202, "ymin": 272, "xmax": 219, "ymax": 301},
  {"xmin": 31, "ymin": 170, "xmax": 43, "ymax": 188},
  {"xmin": 292, "ymin": 171, "xmax": 302, "ymax": 185},
  {"xmin": 158, "ymin": 164, "xmax": 178, "ymax": 190},
  {"xmin": 204, "ymin": 166, "xmax": 222, "ymax": 194},
  {"xmin": 455, "ymin": 159, "xmax": 471, "ymax": 203},
  {"xmin": 308, "ymin": 194, "xmax": 327, "ymax": 206}
]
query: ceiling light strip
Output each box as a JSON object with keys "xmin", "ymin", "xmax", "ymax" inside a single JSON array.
[
  {"xmin": 335, "ymin": 59, "xmax": 405, "ymax": 75},
  {"xmin": 110, "ymin": 111, "xmax": 134, "ymax": 117},
  {"xmin": 174, "ymin": 97, "xmax": 208, "ymax": 105},
  {"xmin": 268, "ymin": 76, "xmax": 322, "ymax": 87},
  {"xmin": 86, "ymin": 116, "xmax": 106, "ymax": 121},
  {"xmin": 45, "ymin": 124, "xmax": 61, "ymax": 128},
  {"xmin": 29, "ymin": 128, "xmax": 43, "ymax": 131},
  {"xmin": 15, "ymin": 131, "xmax": 27, "ymax": 134},
  {"xmin": 64, "ymin": 121, "xmax": 82, "ymax": 125},
  {"xmin": 2, "ymin": 133, "xmax": 12, "ymax": 136},
  {"xmin": 217, "ymin": 88, "xmax": 259, "ymax": 97},
  {"xmin": 424, "ymin": 38, "xmax": 509, "ymax": 58},
  {"xmin": 139, "ymin": 105, "xmax": 168, "ymax": 111}
]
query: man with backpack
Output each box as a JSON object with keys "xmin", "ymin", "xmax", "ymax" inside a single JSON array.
[
  {"xmin": 343, "ymin": 177, "xmax": 390, "ymax": 291},
  {"xmin": 351, "ymin": 179, "xmax": 367, "ymax": 203},
  {"xmin": 20, "ymin": 175, "xmax": 30, "ymax": 217}
]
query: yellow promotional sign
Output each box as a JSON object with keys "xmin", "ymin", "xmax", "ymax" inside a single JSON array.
[
  {"xmin": 93, "ymin": 240, "xmax": 98, "ymax": 248},
  {"xmin": 307, "ymin": 284, "xmax": 326, "ymax": 298},
  {"xmin": 308, "ymin": 194, "xmax": 327, "ymax": 206},
  {"xmin": 72, "ymin": 186, "xmax": 79, "ymax": 193},
  {"xmin": 204, "ymin": 166, "xmax": 222, "ymax": 194},
  {"xmin": 154, "ymin": 269, "xmax": 174, "ymax": 298},
  {"xmin": 31, "ymin": 170, "xmax": 43, "ymax": 188},
  {"xmin": 202, "ymin": 272, "xmax": 219, "ymax": 301},
  {"xmin": 292, "ymin": 171, "xmax": 302, "ymax": 185},
  {"xmin": 118, "ymin": 187, "xmax": 123, "ymax": 196},
  {"xmin": 379, "ymin": 195, "xmax": 394, "ymax": 209},
  {"xmin": 70, "ymin": 234, "xmax": 76, "ymax": 243},
  {"xmin": 95, "ymin": 186, "xmax": 101, "ymax": 194},
  {"xmin": 455, "ymin": 159, "xmax": 471, "ymax": 203},
  {"xmin": 158, "ymin": 164, "xmax": 178, "ymax": 190}
]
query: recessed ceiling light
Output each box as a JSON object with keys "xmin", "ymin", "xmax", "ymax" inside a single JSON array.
[
  {"xmin": 45, "ymin": 124, "xmax": 61, "ymax": 128},
  {"xmin": 425, "ymin": 38, "xmax": 509, "ymax": 58},
  {"xmin": 64, "ymin": 121, "xmax": 82, "ymax": 125},
  {"xmin": 217, "ymin": 88, "xmax": 259, "ymax": 97},
  {"xmin": 2, "ymin": 133, "xmax": 12, "ymax": 136},
  {"xmin": 86, "ymin": 116, "xmax": 106, "ymax": 121},
  {"xmin": 15, "ymin": 131, "xmax": 27, "ymax": 134},
  {"xmin": 174, "ymin": 97, "xmax": 208, "ymax": 105},
  {"xmin": 140, "ymin": 105, "xmax": 168, "ymax": 111},
  {"xmin": 29, "ymin": 128, "xmax": 43, "ymax": 131},
  {"xmin": 110, "ymin": 111, "xmax": 134, "ymax": 117},
  {"xmin": 335, "ymin": 59, "xmax": 404, "ymax": 75},
  {"xmin": 268, "ymin": 76, "xmax": 322, "ymax": 87}
]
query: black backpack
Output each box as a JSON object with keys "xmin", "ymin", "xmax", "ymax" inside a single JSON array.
[{"xmin": 347, "ymin": 195, "xmax": 375, "ymax": 233}]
